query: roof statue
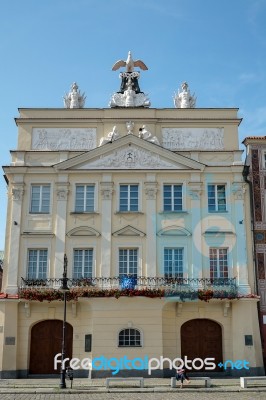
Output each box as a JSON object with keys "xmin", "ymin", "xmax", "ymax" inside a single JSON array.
[
  {"xmin": 99, "ymin": 126, "xmax": 120, "ymax": 146},
  {"xmin": 173, "ymin": 82, "xmax": 196, "ymax": 109},
  {"xmin": 63, "ymin": 82, "xmax": 86, "ymax": 109},
  {"xmin": 109, "ymin": 51, "xmax": 150, "ymax": 108},
  {"xmin": 112, "ymin": 51, "xmax": 148, "ymax": 72}
]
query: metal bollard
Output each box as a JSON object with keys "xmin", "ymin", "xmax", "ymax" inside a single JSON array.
[{"xmin": 66, "ymin": 367, "xmax": 74, "ymax": 389}]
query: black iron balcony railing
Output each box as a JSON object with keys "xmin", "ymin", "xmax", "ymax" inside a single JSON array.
[
  {"xmin": 21, "ymin": 276, "xmax": 237, "ymax": 291},
  {"xmin": 19, "ymin": 276, "xmax": 239, "ymax": 301}
]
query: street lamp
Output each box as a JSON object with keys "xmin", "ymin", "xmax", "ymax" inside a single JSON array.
[{"xmin": 59, "ymin": 254, "xmax": 69, "ymax": 389}]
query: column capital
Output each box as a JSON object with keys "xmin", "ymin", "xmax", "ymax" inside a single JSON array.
[
  {"xmin": 11, "ymin": 183, "xmax": 25, "ymax": 201},
  {"xmin": 100, "ymin": 182, "xmax": 114, "ymax": 200},
  {"xmin": 55, "ymin": 182, "xmax": 70, "ymax": 201},
  {"xmin": 188, "ymin": 182, "xmax": 203, "ymax": 200},
  {"xmin": 232, "ymin": 182, "xmax": 246, "ymax": 200},
  {"xmin": 144, "ymin": 182, "xmax": 158, "ymax": 200}
]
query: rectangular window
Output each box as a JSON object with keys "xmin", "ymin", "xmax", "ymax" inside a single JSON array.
[
  {"xmin": 264, "ymin": 153, "xmax": 266, "ymax": 169},
  {"xmin": 119, "ymin": 185, "xmax": 139, "ymax": 211},
  {"xmin": 73, "ymin": 249, "xmax": 93, "ymax": 278},
  {"xmin": 163, "ymin": 184, "xmax": 182, "ymax": 211},
  {"xmin": 27, "ymin": 249, "xmax": 48, "ymax": 279},
  {"xmin": 30, "ymin": 185, "xmax": 50, "ymax": 213},
  {"xmin": 209, "ymin": 248, "xmax": 228, "ymax": 278},
  {"xmin": 119, "ymin": 249, "xmax": 138, "ymax": 276},
  {"xmin": 208, "ymin": 184, "xmax": 226, "ymax": 212},
  {"xmin": 75, "ymin": 185, "xmax": 95, "ymax": 212},
  {"xmin": 164, "ymin": 248, "xmax": 183, "ymax": 278}
]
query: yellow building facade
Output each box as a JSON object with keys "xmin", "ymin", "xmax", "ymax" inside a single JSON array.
[{"xmin": 0, "ymin": 85, "xmax": 264, "ymax": 377}]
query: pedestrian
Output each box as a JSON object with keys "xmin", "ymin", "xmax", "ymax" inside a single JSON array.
[{"xmin": 175, "ymin": 361, "xmax": 190, "ymax": 388}]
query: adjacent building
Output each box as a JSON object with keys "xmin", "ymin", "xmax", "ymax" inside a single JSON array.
[
  {"xmin": 0, "ymin": 55, "xmax": 264, "ymax": 378},
  {"xmin": 243, "ymin": 136, "xmax": 266, "ymax": 367}
]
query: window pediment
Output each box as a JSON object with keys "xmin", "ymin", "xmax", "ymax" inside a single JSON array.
[
  {"xmin": 66, "ymin": 226, "xmax": 101, "ymax": 237},
  {"xmin": 113, "ymin": 225, "xmax": 145, "ymax": 237},
  {"xmin": 157, "ymin": 226, "xmax": 191, "ymax": 237}
]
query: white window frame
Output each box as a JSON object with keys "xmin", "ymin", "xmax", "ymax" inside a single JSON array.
[
  {"xmin": 118, "ymin": 328, "xmax": 142, "ymax": 347},
  {"xmin": 74, "ymin": 184, "xmax": 95, "ymax": 213},
  {"xmin": 209, "ymin": 247, "xmax": 229, "ymax": 279},
  {"xmin": 68, "ymin": 239, "xmax": 96, "ymax": 278},
  {"xmin": 118, "ymin": 248, "xmax": 139, "ymax": 276},
  {"xmin": 163, "ymin": 183, "xmax": 183, "ymax": 212},
  {"xmin": 207, "ymin": 183, "xmax": 227, "ymax": 212},
  {"xmin": 119, "ymin": 184, "xmax": 139, "ymax": 212},
  {"xmin": 30, "ymin": 184, "xmax": 51, "ymax": 214},
  {"xmin": 116, "ymin": 181, "xmax": 142, "ymax": 213},
  {"xmin": 27, "ymin": 248, "xmax": 48, "ymax": 279},
  {"xmin": 158, "ymin": 241, "xmax": 188, "ymax": 278},
  {"xmin": 163, "ymin": 247, "xmax": 184, "ymax": 278},
  {"xmin": 73, "ymin": 248, "xmax": 94, "ymax": 279}
]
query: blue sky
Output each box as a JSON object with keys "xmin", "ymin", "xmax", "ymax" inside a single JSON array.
[{"xmin": 0, "ymin": 0, "xmax": 266, "ymax": 249}]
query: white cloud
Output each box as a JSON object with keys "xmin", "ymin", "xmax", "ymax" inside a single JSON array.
[{"xmin": 238, "ymin": 72, "xmax": 258, "ymax": 84}]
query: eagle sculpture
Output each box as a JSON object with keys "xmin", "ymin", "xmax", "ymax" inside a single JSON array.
[{"xmin": 112, "ymin": 51, "xmax": 148, "ymax": 72}]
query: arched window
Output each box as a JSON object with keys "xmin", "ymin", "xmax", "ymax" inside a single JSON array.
[{"xmin": 118, "ymin": 328, "xmax": 142, "ymax": 347}]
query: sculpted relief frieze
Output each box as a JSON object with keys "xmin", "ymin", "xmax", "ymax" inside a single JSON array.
[
  {"xmin": 32, "ymin": 128, "xmax": 97, "ymax": 151},
  {"xmin": 80, "ymin": 145, "xmax": 177, "ymax": 169},
  {"xmin": 162, "ymin": 128, "xmax": 224, "ymax": 150}
]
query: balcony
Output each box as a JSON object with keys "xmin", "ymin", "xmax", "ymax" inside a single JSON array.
[{"xmin": 20, "ymin": 276, "xmax": 238, "ymax": 302}]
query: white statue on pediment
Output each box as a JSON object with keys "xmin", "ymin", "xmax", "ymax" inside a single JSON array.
[
  {"xmin": 63, "ymin": 82, "xmax": 86, "ymax": 109},
  {"xmin": 174, "ymin": 82, "xmax": 196, "ymax": 109},
  {"xmin": 99, "ymin": 126, "xmax": 120, "ymax": 146},
  {"xmin": 139, "ymin": 125, "xmax": 160, "ymax": 145}
]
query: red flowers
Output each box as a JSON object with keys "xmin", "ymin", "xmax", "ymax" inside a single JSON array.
[{"xmin": 18, "ymin": 287, "xmax": 259, "ymax": 303}]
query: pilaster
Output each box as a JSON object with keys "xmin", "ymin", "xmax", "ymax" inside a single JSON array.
[
  {"xmin": 188, "ymin": 182, "xmax": 203, "ymax": 281},
  {"xmin": 100, "ymin": 180, "xmax": 113, "ymax": 277},
  {"xmin": 144, "ymin": 181, "xmax": 157, "ymax": 276},
  {"xmin": 232, "ymin": 182, "xmax": 251, "ymax": 294},
  {"xmin": 54, "ymin": 177, "xmax": 69, "ymax": 279},
  {"xmin": 6, "ymin": 183, "xmax": 24, "ymax": 294}
]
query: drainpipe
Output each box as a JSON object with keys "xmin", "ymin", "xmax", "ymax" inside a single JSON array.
[{"xmin": 242, "ymin": 164, "xmax": 258, "ymax": 295}]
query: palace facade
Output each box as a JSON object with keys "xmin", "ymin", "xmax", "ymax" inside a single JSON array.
[{"xmin": 0, "ymin": 59, "xmax": 264, "ymax": 377}]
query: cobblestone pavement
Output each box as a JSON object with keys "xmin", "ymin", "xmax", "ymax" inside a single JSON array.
[{"xmin": 1, "ymin": 394, "xmax": 266, "ymax": 400}]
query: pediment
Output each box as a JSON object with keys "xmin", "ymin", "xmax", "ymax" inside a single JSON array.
[
  {"xmin": 113, "ymin": 225, "xmax": 145, "ymax": 237},
  {"xmin": 66, "ymin": 227, "xmax": 101, "ymax": 237},
  {"xmin": 54, "ymin": 135, "xmax": 205, "ymax": 171},
  {"xmin": 157, "ymin": 226, "xmax": 191, "ymax": 237},
  {"xmin": 203, "ymin": 229, "xmax": 235, "ymax": 236}
]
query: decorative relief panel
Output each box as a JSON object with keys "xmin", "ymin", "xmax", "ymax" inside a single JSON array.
[
  {"xmin": 83, "ymin": 145, "xmax": 178, "ymax": 169},
  {"xmin": 162, "ymin": 128, "xmax": 224, "ymax": 150},
  {"xmin": 32, "ymin": 128, "xmax": 96, "ymax": 151}
]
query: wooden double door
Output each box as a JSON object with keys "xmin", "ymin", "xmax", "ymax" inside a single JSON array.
[
  {"xmin": 29, "ymin": 320, "xmax": 73, "ymax": 374},
  {"xmin": 181, "ymin": 319, "xmax": 222, "ymax": 372}
]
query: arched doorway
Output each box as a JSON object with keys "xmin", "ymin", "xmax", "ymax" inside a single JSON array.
[
  {"xmin": 181, "ymin": 319, "xmax": 222, "ymax": 372},
  {"xmin": 29, "ymin": 320, "xmax": 73, "ymax": 374}
]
